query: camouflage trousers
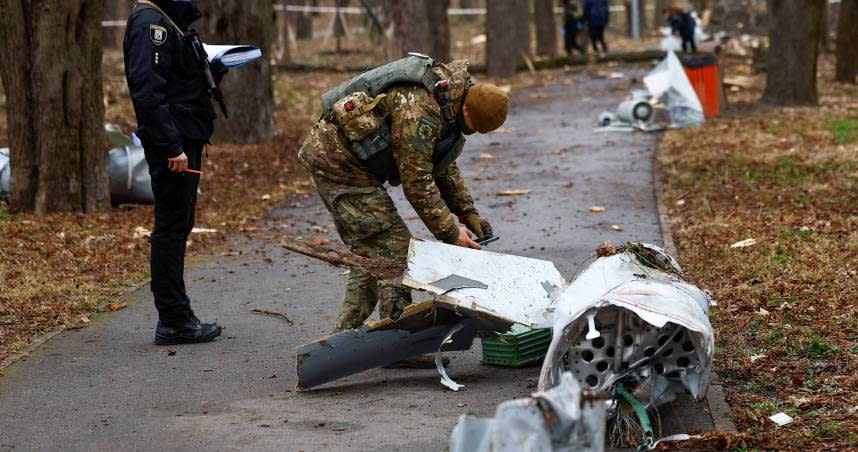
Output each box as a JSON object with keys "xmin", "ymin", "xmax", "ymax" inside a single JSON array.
[{"xmin": 312, "ymin": 174, "xmax": 412, "ymax": 333}]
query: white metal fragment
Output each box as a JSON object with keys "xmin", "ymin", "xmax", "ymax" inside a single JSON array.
[
  {"xmin": 437, "ymin": 323, "xmax": 466, "ymax": 391},
  {"xmin": 403, "ymin": 239, "xmax": 564, "ymax": 328}
]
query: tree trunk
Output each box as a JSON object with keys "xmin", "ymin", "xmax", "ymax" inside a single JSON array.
[
  {"xmin": 655, "ymin": 0, "xmax": 669, "ymax": 27},
  {"xmin": 514, "ymin": 0, "xmax": 532, "ymax": 58},
  {"xmin": 0, "ymin": 0, "xmax": 109, "ymax": 213},
  {"xmin": 818, "ymin": 2, "xmax": 828, "ymax": 52},
  {"xmin": 427, "ymin": 0, "xmax": 451, "ymax": 61},
  {"xmin": 292, "ymin": 0, "xmax": 314, "ymax": 40},
  {"xmin": 486, "ymin": 0, "xmax": 526, "ymax": 76},
  {"xmin": 762, "ymin": 0, "xmax": 824, "ymax": 106},
  {"xmin": 201, "ymin": 0, "xmax": 276, "ymax": 144},
  {"xmin": 534, "ymin": 0, "xmax": 557, "ymax": 57},
  {"xmin": 103, "ymin": 0, "xmax": 130, "ymax": 49},
  {"xmin": 835, "ymin": 0, "xmax": 858, "ymax": 83},
  {"xmin": 274, "ymin": 0, "xmax": 291, "ymax": 63},
  {"xmin": 385, "ymin": 0, "xmax": 432, "ymax": 58}
]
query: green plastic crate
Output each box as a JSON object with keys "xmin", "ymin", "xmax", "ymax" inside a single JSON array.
[{"xmin": 481, "ymin": 324, "xmax": 552, "ymax": 367}]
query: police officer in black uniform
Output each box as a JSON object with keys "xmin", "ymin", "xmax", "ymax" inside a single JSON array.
[{"xmin": 124, "ymin": 0, "xmax": 222, "ymax": 345}]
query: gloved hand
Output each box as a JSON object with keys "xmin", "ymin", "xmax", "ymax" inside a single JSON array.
[{"xmin": 460, "ymin": 212, "xmax": 492, "ymax": 240}]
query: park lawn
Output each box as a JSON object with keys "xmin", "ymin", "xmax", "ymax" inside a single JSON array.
[{"xmin": 658, "ymin": 78, "xmax": 858, "ymax": 448}]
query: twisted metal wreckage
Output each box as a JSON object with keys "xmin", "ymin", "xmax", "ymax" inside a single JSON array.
[{"xmin": 284, "ymin": 238, "xmax": 715, "ymax": 450}]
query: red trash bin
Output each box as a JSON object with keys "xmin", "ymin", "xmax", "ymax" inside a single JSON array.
[{"xmin": 681, "ymin": 55, "xmax": 720, "ymax": 117}]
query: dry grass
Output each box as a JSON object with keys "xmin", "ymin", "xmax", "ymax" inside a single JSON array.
[
  {"xmin": 659, "ymin": 55, "xmax": 858, "ymax": 449},
  {"xmin": 1, "ymin": 62, "xmax": 319, "ymax": 363}
]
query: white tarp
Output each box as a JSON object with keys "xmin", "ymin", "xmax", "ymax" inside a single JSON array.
[{"xmin": 643, "ymin": 51, "xmax": 704, "ymax": 128}]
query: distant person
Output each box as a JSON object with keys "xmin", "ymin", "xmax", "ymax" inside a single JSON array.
[
  {"xmin": 665, "ymin": 6, "xmax": 696, "ymax": 53},
  {"xmin": 563, "ymin": 1, "xmax": 585, "ymax": 55},
  {"xmin": 583, "ymin": 0, "xmax": 610, "ymax": 55}
]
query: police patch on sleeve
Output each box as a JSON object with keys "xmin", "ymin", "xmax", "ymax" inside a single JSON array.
[
  {"xmin": 150, "ymin": 24, "xmax": 168, "ymax": 46},
  {"xmin": 411, "ymin": 116, "xmax": 439, "ymax": 154}
]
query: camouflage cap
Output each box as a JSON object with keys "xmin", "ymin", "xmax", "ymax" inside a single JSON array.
[{"xmin": 464, "ymin": 83, "xmax": 509, "ymax": 133}]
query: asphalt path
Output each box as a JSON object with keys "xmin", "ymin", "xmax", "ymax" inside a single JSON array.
[{"xmin": 0, "ymin": 67, "xmax": 722, "ymax": 451}]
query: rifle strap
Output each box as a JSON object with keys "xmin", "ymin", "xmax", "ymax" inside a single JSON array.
[{"xmin": 135, "ymin": 0, "xmax": 185, "ymax": 37}]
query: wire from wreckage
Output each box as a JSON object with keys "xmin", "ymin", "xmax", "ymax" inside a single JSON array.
[{"xmin": 615, "ymin": 383, "xmax": 654, "ymax": 450}]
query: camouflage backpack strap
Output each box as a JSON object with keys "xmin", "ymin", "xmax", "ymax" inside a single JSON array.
[
  {"xmin": 429, "ymin": 59, "xmax": 472, "ymax": 127},
  {"xmin": 320, "ymin": 54, "xmax": 438, "ymax": 120}
]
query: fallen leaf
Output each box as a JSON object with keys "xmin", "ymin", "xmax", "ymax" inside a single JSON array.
[
  {"xmin": 107, "ymin": 302, "xmax": 128, "ymax": 312},
  {"xmin": 311, "ymin": 237, "xmax": 331, "ymax": 246},
  {"xmin": 749, "ymin": 354, "xmax": 766, "ymax": 363},
  {"xmin": 675, "ymin": 199, "xmax": 686, "ymax": 206},
  {"xmin": 496, "ymin": 189, "xmax": 531, "ymax": 196},
  {"xmin": 479, "ymin": 152, "xmax": 495, "ymax": 159},
  {"xmin": 609, "ymin": 72, "xmax": 625, "ymax": 79},
  {"xmin": 611, "ymin": 225, "xmax": 623, "ymax": 231},
  {"xmin": 589, "ymin": 206, "xmax": 606, "ymax": 213},
  {"xmin": 529, "ymin": 92, "xmax": 551, "ymax": 99},
  {"xmin": 730, "ymin": 238, "xmax": 757, "ymax": 248},
  {"xmin": 757, "ymin": 307, "xmax": 770, "ymax": 316},
  {"xmin": 261, "ymin": 194, "xmax": 272, "ymax": 201},
  {"xmin": 402, "ymin": 214, "xmax": 420, "ymax": 221},
  {"xmin": 562, "ymin": 182, "xmax": 574, "ymax": 189},
  {"xmin": 80, "ymin": 314, "xmax": 90, "ymax": 323},
  {"xmin": 133, "ymin": 226, "xmax": 151, "ymax": 239},
  {"xmin": 551, "ymin": 148, "xmax": 564, "ymax": 155}
]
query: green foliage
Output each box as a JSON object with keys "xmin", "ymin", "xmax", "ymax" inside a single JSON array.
[
  {"xmin": 747, "ymin": 400, "xmax": 778, "ymax": 413},
  {"xmin": 790, "ymin": 333, "xmax": 838, "ymax": 359},
  {"xmin": 831, "ymin": 119, "xmax": 856, "ymax": 144},
  {"xmin": 815, "ymin": 421, "xmax": 843, "ymax": 440}
]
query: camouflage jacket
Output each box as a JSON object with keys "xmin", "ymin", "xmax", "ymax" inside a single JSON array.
[{"xmin": 299, "ymin": 85, "xmax": 476, "ymax": 244}]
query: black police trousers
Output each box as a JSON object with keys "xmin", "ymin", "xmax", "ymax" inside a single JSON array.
[{"xmin": 144, "ymin": 142, "xmax": 203, "ymax": 326}]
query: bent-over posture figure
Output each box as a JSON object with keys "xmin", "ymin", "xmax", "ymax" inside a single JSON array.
[{"xmin": 298, "ymin": 55, "xmax": 508, "ymax": 366}]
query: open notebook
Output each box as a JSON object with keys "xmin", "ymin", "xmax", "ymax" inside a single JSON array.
[{"xmin": 203, "ymin": 44, "xmax": 262, "ymax": 70}]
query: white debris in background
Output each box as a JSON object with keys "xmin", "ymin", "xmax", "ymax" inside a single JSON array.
[
  {"xmin": 0, "ymin": 148, "xmax": 10, "ymax": 203},
  {"xmin": 450, "ymin": 372, "xmax": 606, "ymax": 452},
  {"xmin": 106, "ymin": 124, "xmax": 155, "ymax": 205},
  {"xmin": 769, "ymin": 412, "xmax": 794, "ymax": 427},
  {"xmin": 730, "ymin": 238, "xmax": 757, "ymax": 248},
  {"xmin": 643, "ymin": 51, "xmax": 704, "ymax": 128}
]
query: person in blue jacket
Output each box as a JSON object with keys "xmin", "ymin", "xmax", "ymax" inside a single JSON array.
[{"xmin": 582, "ymin": 0, "xmax": 610, "ymax": 55}]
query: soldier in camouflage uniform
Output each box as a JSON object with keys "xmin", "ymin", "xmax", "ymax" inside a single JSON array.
[{"xmin": 298, "ymin": 55, "xmax": 509, "ymax": 351}]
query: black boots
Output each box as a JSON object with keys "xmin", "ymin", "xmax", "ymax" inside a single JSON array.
[{"xmin": 155, "ymin": 318, "xmax": 222, "ymax": 345}]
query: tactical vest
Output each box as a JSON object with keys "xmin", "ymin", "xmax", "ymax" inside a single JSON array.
[{"xmin": 320, "ymin": 55, "xmax": 467, "ymax": 186}]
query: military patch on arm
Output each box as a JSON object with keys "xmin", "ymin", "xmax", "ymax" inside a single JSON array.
[
  {"xmin": 150, "ymin": 24, "xmax": 168, "ymax": 45},
  {"xmin": 411, "ymin": 116, "xmax": 439, "ymax": 154}
]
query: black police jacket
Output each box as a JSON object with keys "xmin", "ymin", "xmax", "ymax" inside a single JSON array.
[{"xmin": 123, "ymin": 2, "xmax": 215, "ymax": 157}]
